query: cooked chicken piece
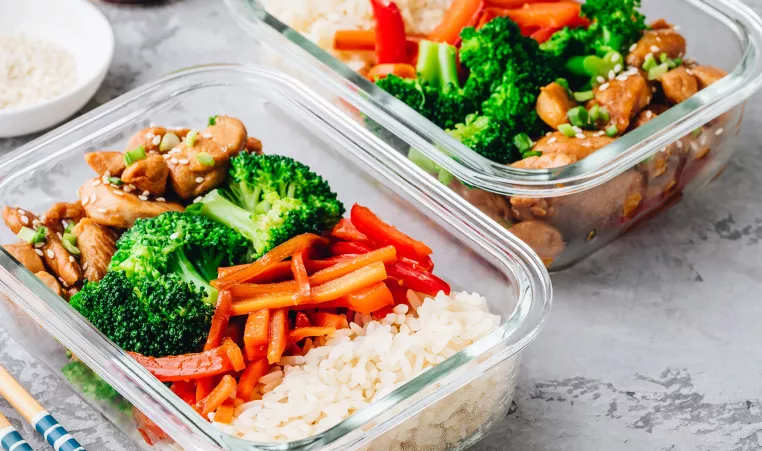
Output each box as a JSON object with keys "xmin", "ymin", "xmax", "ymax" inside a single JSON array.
[
  {"xmin": 509, "ymin": 220, "xmax": 565, "ymax": 266},
  {"xmin": 127, "ymin": 127, "xmax": 190, "ymax": 154},
  {"xmin": 533, "ymin": 131, "xmax": 615, "ymax": 161},
  {"xmin": 639, "ymin": 147, "xmax": 684, "ymax": 200},
  {"xmin": 511, "ymin": 152, "xmax": 577, "ymax": 169},
  {"xmin": 43, "ymin": 202, "xmax": 86, "ymax": 235},
  {"xmin": 73, "ymin": 219, "xmax": 117, "ymax": 282},
  {"xmin": 536, "ymin": 82, "xmax": 578, "ymax": 130},
  {"xmin": 2, "ymin": 206, "xmax": 35, "ymax": 233},
  {"xmin": 206, "ymin": 116, "xmax": 247, "ymax": 152},
  {"xmin": 121, "ymin": 155, "xmax": 170, "ymax": 197},
  {"xmin": 650, "ymin": 19, "xmax": 674, "ymax": 30},
  {"xmin": 2, "ymin": 243, "xmax": 45, "ymax": 273},
  {"xmin": 626, "ymin": 28, "xmax": 686, "ymax": 68},
  {"xmin": 85, "ymin": 151, "xmax": 127, "ymax": 177},
  {"xmin": 245, "ymin": 136, "xmax": 263, "ymax": 154},
  {"xmin": 65, "ymin": 287, "xmax": 80, "ymax": 300},
  {"xmin": 658, "ymin": 66, "xmax": 698, "ymax": 105},
  {"xmin": 594, "ymin": 72, "xmax": 652, "ymax": 133},
  {"xmin": 79, "ymin": 178, "xmax": 184, "ymax": 229},
  {"xmin": 451, "ymin": 184, "xmax": 513, "ymax": 228},
  {"xmin": 630, "ymin": 104, "xmax": 670, "ymax": 130},
  {"xmin": 35, "ymin": 271, "xmax": 63, "ymax": 297},
  {"xmin": 689, "ymin": 66, "xmax": 728, "ymax": 90}
]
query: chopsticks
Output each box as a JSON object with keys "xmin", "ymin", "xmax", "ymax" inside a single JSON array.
[
  {"xmin": 0, "ymin": 410, "xmax": 32, "ymax": 451},
  {"xmin": 0, "ymin": 365, "xmax": 86, "ymax": 451}
]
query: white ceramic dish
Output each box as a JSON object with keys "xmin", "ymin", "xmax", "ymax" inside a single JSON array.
[{"xmin": 0, "ymin": 0, "xmax": 114, "ymax": 138}]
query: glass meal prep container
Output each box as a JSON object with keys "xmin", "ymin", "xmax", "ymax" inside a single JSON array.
[
  {"xmin": 0, "ymin": 66, "xmax": 552, "ymax": 451},
  {"xmin": 225, "ymin": 0, "xmax": 762, "ymax": 270}
]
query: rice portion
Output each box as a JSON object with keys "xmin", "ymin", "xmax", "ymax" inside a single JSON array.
[
  {"xmin": 261, "ymin": 0, "xmax": 453, "ymax": 71},
  {"xmin": 214, "ymin": 291, "xmax": 501, "ymax": 442}
]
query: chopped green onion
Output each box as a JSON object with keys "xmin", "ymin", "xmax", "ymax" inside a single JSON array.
[
  {"xmin": 17, "ymin": 226, "xmax": 46, "ymax": 244},
  {"xmin": 208, "ymin": 115, "xmax": 218, "ymax": 126},
  {"xmin": 513, "ymin": 133, "xmax": 535, "ymax": 153},
  {"xmin": 62, "ymin": 238, "xmax": 80, "ymax": 256},
  {"xmin": 598, "ymin": 107, "xmax": 611, "ymax": 123},
  {"xmin": 124, "ymin": 145, "xmax": 146, "ymax": 166},
  {"xmin": 196, "ymin": 152, "xmax": 215, "ymax": 167},
  {"xmin": 573, "ymin": 90, "xmax": 595, "ymax": 102},
  {"xmin": 555, "ymin": 78, "xmax": 570, "ymax": 92},
  {"xmin": 691, "ymin": 128, "xmax": 703, "ymax": 138},
  {"xmin": 567, "ymin": 106, "xmax": 589, "ymax": 128},
  {"xmin": 671, "ymin": 57, "xmax": 683, "ymax": 68},
  {"xmin": 606, "ymin": 125, "xmax": 619, "ymax": 137},
  {"xmin": 660, "ymin": 52, "xmax": 669, "ymax": 63},
  {"xmin": 159, "ymin": 132, "xmax": 181, "ymax": 152},
  {"xmin": 522, "ymin": 151, "xmax": 542, "ymax": 159},
  {"xmin": 64, "ymin": 222, "xmax": 75, "ymax": 234},
  {"xmin": 559, "ymin": 123, "xmax": 576, "ymax": 138},
  {"xmin": 186, "ymin": 130, "xmax": 198, "ymax": 148},
  {"xmin": 642, "ymin": 54, "xmax": 658, "ymax": 72},
  {"xmin": 648, "ymin": 62, "xmax": 670, "ymax": 80},
  {"xmin": 589, "ymin": 104, "xmax": 601, "ymax": 122},
  {"xmin": 108, "ymin": 177, "xmax": 122, "ymax": 186}
]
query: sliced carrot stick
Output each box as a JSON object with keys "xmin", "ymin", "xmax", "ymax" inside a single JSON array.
[
  {"xmin": 490, "ymin": 2, "xmax": 581, "ymax": 29},
  {"xmin": 232, "ymin": 398, "xmax": 245, "ymax": 408},
  {"xmin": 289, "ymin": 327, "xmax": 336, "ymax": 343},
  {"xmin": 222, "ymin": 337, "xmax": 246, "ymax": 372},
  {"xmin": 243, "ymin": 309, "xmax": 270, "ymax": 359},
  {"xmin": 367, "ymin": 63, "xmax": 417, "ymax": 81},
  {"xmin": 302, "ymin": 338, "xmax": 315, "ymax": 355},
  {"xmin": 218, "ymin": 261, "xmax": 294, "ymax": 282},
  {"xmin": 291, "ymin": 250, "xmax": 311, "ymax": 304},
  {"xmin": 304, "ymin": 256, "xmax": 355, "ymax": 272},
  {"xmin": 311, "ymin": 312, "xmax": 349, "ymax": 330},
  {"xmin": 214, "ymin": 234, "xmax": 327, "ymax": 286},
  {"xmin": 311, "ymin": 261, "xmax": 388, "ymax": 303},
  {"xmin": 170, "ymin": 381, "xmax": 196, "ymax": 405},
  {"xmin": 429, "ymin": 0, "xmax": 485, "ymax": 45},
  {"xmin": 334, "ymin": 29, "xmax": 376, "ymax": 51},
  {"xmin": 196, "ymin": 377, "xmax": 216, "ymax": 402},
  {"xmin": 204, "ymin": 290, "xmax": 232, "ymax": 351},
  {"xmin": 236, "ymin": 359, "xmax": 270, "ymax": 402},
  {"xmin": 224, "ymin": 318, "xmax": 245, "ymax": 346},
  {"xmin": 311, "ymin": 246, "xmax": 396, "ymax": 285},
  {"xmin": 486, "ymin": 0, "xmax": 559, "ymax": 6},
  {"xmin": 267, "ymin": 308, "xmax": 289, "ymax": 364},
  {"xmin": 246, "ymin": 344, "xmax": 268, "ymax": 362},
  {"xmin": 295, "ymin": 312, "xmax": 311, "ymax": 329},
  {"xmin": 341, "ymin": 282, "xmax": 394, "ymax": 314},
  {"xmin": 197, "ymin": 375, "xmax": 237, "ymax": 418},
  {"xmin": 228, "ymin": 280, "xmax": 298, "ymax": 299},
  {"xmin": 231, "ymin": 291, "xmax": 300, "ymax": 315},
  {"xmin": 213, "ymin": 401, "xmax": 235, "ymax": 424}
]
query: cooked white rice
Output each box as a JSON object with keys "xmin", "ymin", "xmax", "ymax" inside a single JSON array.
[
  {"xmin": 262, "ymin": 0, "xmax": 453, "ymax": 72},
  {"xmin": 212, "ymin": 290, "xmax": 501, "ymax": 443}
]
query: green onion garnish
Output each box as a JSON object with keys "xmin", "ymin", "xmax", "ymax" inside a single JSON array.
[
  {"xmin": 598, "ymin": 107, "xmax": 611, "ymax": 123},
  {"xmin": 691, "ymin": 128, "xmax": 703, "ymax": 138},
  {"xmin": 648, "ymin": 63, "xmax": 670, "ymax": 80},
  {"xmin": 196, "ymin": 152, "xmax": 215, "ymax": 167},
  {"xmin": 671, "ymin": 57, "xmax": 683, "ymax": 68},
  {"xmin": 108, "ymin": 177, "xmax": 123, "ymax": 186},
  {"xmin": 186, "ymin": 130, "xmax": 198, "ymax": 148},
  {"xmin": 559, "ymin": 123, "xmax": 576, "ymax": 138},
  {"xmin": 642, "ymin": 54, "xmax": 658, "ymax": 72},
  {"xmin": 589, "ymin": 104, "xmax": 601, "ymax": 122},
  {"xmin": 606, "ymin": 125, "xmax": 619, "ymax": 137},
  {"xmin": 62, "ymin": 239, "xmax": 80, "ymax": 256},
  {"xmin": 208, "ymin": 115, "xmax": 218, "ymax": 126},
  {"xmin": 555, "ymin": 78, "xmax": 570, "ymax": 92},
  {"xmin": 522, "ymin": 151, "xmax": 542, "ymax": 159},
  {"xmin": 574, "ymin": 90, "xmax": 595, "ymax": 103},
  {"xmin": 513, "ymin": 133, "xmax": 535, "ymax": 153},
  {"xmin": 17, "ymin": 226, "xmax": 46, "ymax": 244},
  {"xmin": 124, "ymin": 145, "xmax": 146, "ymax": 166},
  {"xmin": 567, "ymin": 106, "xmax": 590, "ymax": 128},
  {"xmin": 660, "ymin": 52, "xmax": 669, "ymax": 63}
]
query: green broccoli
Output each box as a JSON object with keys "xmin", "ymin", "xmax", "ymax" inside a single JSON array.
[
  {"xmin": 70, "ymin": 271, "xmax": 214, "ymax": 357},
  {"xmin": 61, "ymin": 360, "xmax": 131, "ymax": 414},
  {"xmin": 190, "ymin": 153, "xmax": 344, "ymax": 260},
  {"xmin": 109, "ymin": 211, "xmax": 248, "ymax": 305},
  {"xmin": 376, "ymin": 40, "xmax": 477, "ymax": 130}
]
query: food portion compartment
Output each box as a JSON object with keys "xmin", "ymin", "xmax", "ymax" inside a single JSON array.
[{"xmin": 0, "ymin": 67, "xmax": 549, "ymax": 450}]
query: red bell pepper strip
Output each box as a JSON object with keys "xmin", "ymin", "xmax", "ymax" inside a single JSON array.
[
  {"xmin": 370, "ymin": 0, "xmax": 408, "ymax": 64},
  {"xmin": 129, "ymin": 347, "xmax": 233, "ymax": 382},
  {"xmin": 386, "ymin": 262, "xmax": 451, "ymax": 296},
  {"xmin": 330, "ymin": 240, "xmax": 375, "ymax": 256},
  {"xmin": 485, "ymin": 0, "xmax": 559, "ymax": 6},
  {"xmin": 295, "ymin": 312, "xmax": 311, "ymax": 329},
  {"xmin": 351, "ymin": 204, "xmax": 432, "ymax": 259},
  {"xmin": 429, "ymin": 0, "xmax": 485, "ymax": 45},
  {"xmin": 331, "ymin": 218, "xmax": 370, "ymax": 242},
  {"xmin": 311, "ymin": 312, "xmax": 349, "ymax": 329},
  {"xmin": 133, "ymin": 408, "xmax": 169, "ymax": 446},
  {"xmin": 371, "ymin": 304, "xmax": 396, "ymax": 320},
  {"xmin": 170, "ymin": 381, "xmax": 197, "ymax": 405}
]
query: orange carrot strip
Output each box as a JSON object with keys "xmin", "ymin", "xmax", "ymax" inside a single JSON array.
[
  {"xmin": 310, "ymin": 245, "xmax": 396, "ymax": 285},
  {"xmin": 233, "ymin": 398, "xmax": 245, "ymax": 408},
  {"xmin": 246, "ymin": 344, "xmax": 268, "ymax": 362},
  {"xmin": 228, "ymin": 280, "xmax": 298, "ymax": 299},
  {"xmin": 214, "ymin": 234, "xmax": 327, "ymax": 286},
  {"xmin": 197, "ymin": 375, "xmax": 237, "ymax": 418},
  {"xmin": 311, "ymin": 261, "xmax": 388, "ymax": 303},
  {"xmin": 289, "ymin": 327, "xmax": 336, "ymax": 343},
  {"xmin": 222, "ymin": 337, "xmax": 246, "ymax": 372},
  {"xmin": 489, "ymin": 2, "xmax": 581, "ymax": 28},
  {"xmin": 295, "ymin": 312, "xmax": 311, "ymax": 329},
  {"xmin": 267, "ymin": 308, "xmax": 289, "ymax": 364},
  {"xmin": 204, "ymin": 290, "xmax": 232, "ymax": 351},
  {"xmin": 196, "ymin": 377, "xmax": 216, "ymax": 402},
  {"xmin": 243, "ymin": 309, "xmax": 270, "ymax": 360},
  {"xmin": 302, "ymin": 338, "xmax": 315, "ymax": 355},
  {"xmin": 428, "ymin": 0, "xmax": 485, "ymax": 45},
  {"xmin": 341, "ymin": 282, "xmax": 394, "ymax": 314},
  {"xmin": 237, "ymin": 359, "xmax": 270, "ymax": 402},
  {"xmin": 291, "ymin": 250, "xmax": 311, "ymax": 304},
  {"xmin": 311, "ymin": 312, "xmax": 349, "ymax": 330},
  {"xmin": 334, "ymin": 29, "xmax": 376, "ymax": 51},
  {"xmin": 231, "ymin": 291, "xmax": 300, "ymax": 315},
  {"xmin": 218, "ymin": 261, "xmax": 294, "ymax": 283},
  {"xmin": 214, "ymin": 402, "xmax": 235, "ymax": 424}
]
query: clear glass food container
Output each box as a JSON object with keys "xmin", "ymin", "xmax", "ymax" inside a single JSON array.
[
  {"xmin": 0, "ymin": 65, "xmax": 552, "ymax": 450},
  {"xmin": 225, "ymin": 0, "xmax": 762, "ymax": 270}
]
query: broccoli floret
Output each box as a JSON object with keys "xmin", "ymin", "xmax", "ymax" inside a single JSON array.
[
  {"xmin": 447, "ymin": 114, "xmax": 513, "ymax": 163},
  {"xmin": 110, "ymin": 211, "xmax": 247, "ymax": 304},
  {"xmin": 582, "ymin": 0, "xmax": 647, "ymax": 54},
  {"xmin": 70, "ymin": 271, "xmax": 214, "ymax": 357},
  {"xmin": 191, "ymin": 153, "xmax": 343, "ymax": 260},
  {"xmin": 61, "ymin": 360, "xmax": 131, "ymax": 414},
  {"xmin": 540, "ymin": 26, "xmax": 592, "ymax": 60}
]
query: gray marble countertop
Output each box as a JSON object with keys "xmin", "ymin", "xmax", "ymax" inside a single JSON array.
[{"xmin": 2, "ymin": 1, "xmax": 762, "ymax": 450}]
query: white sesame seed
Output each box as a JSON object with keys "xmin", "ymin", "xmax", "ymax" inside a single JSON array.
[
  {"xmin": 34, "ymin": 242, "xmax": 44, "ymax": 249},
  {"xmin": 614, "ymin": 64, "xmax": 622, "ymax": 73},
  {"xmin": 32, "ymin": 219, "xmax": 40, "ymax": 226},
  {"xmin": 110, "ymin": 183, "xmax": 120, "ymax": 189},
  {"xmin": 656, "ymin": 36, "xmax": 662, "ymax": 42},
  {"xmin": 545, "ymin": 131, "xmax": 552, "ymax": 137},
  {"xmin": 596, "ymin": 131, "xmax": 606, "ymax": 137},
  {"xmin": 104, "ymin": 170, "xmax": 111, "ymax": 177},
  {"xmin": 674, "ymin": 25, "xmax": 682, "ymax": 31},
  {"xmin": 716, "ymin": 128, "xmax": 724, "ymax": 136},
  {"xmin": 90, "ymin": 195, "xmax": 98, "ymax": 204},
  {"xmin": 608, "ymin": 70, "xmax": 616, "ymax": 80},
  {"xmin": 195, "ymin": 176, "xmax": 204, "ymax": 183},
  {"xmin": 35, "ymin": 249, "xmax": 44, "ymax": 256},
  {"xmin": 128, "ymin": 184, "xmax": 136, "ymax": 190},
  {"xmin": 676, "ymin": 140, "xmax": 684, "ymax": 149},
  {"xmin": 650, "ymin": 45, "xmax": 660, "ymax": 53},
  {"xmin": 572, "ymin": 126, "xmax": 583, "ymax": 133},
  {"xmin": 202, "ymin": 133, "xmax": 212, "ymax": 139},
  {"xmin": 60, "ymin": 278, "xmax": 68, "ymax": 288},
  {"xmin": 600, "ymin": 82, "xmax": 610, "ymax": 91},
  {"xmin": 611, "ymin": 53, "xmax": 621, "ymax": 63},
  {"xmin": 138, "ymin": 195, "xmax": 148, "ymax": 201},
  {"xmin": 582, "ymin": 142, "xmax": 591, "ymax": 147},
  {"xmin": 548, "ymin": 137, "xmax": 557, "ymax": 144},
  {"xmin": 629, "ymin": 43, "xmax": 638, "ymax": 52},
  {"xmin": 222, "ymin": 146, "xmax": 228, "ymax": 153},
  {"xmin": 39, "ymin": 214, "xmax": 46, "ymax": 222},
  {"xmin": 113, "ymin": 190, "xmax": 125, "ymax": 196},
  {"xmin": 146, "ymin": 132, "xmax": 155, "ymax": 140},
  {"xmin": 575, "ymin": 133, "xmax": 586, "ymax": 139},
  {"xmin": 179, "ymin": 159, "xmax": 189, "ymax": 165},
  {"xmin": 616, "ymin": 75, "xmax": 628, "ymax": 81},
  {"xmin": 152, "ymin": 135, "xmax": 162, "ymax": 146},
  {"xmin": 171, "ymin": 158, "xmax": 179, "ymax": 164},
  {"xmin": 123, "ymin": 185, "xmax": 133, "ymax": 193},
  {"xmin": 156, "ymin": 197, "xmax": 166, "ymax": 202},
  {"xmin": 193, "ymin": 196, "xmax": 203, "ymax": 203},
  {"xmin": 46, "ymin": 249, "xmax": 55, "ymax": 259},
  {"xmin": 83, "ymin": 262, "xmax": 89, "ymax": 271},
  {"xmin": 142, "ymin": 190, "xmax": 150, "ymax": 197},
  {"xmin": 699, "ymin": 135, "xmax": 708, "ymax": 146},
  {"xmin": 170, "ymin": 232, "xmax": 179, "ymax": 240},
  {"xmin": 69, "ymin": 255, "xmax": 76, "ymax": 263},
  {"xmin": 97, "ymin": 208, "xmax": 107, "ymax": 213},
  {"xmin": 17, "ymin": 208, "xmax": 25, "ymax": 215},
  {"xmin": 646, "ymin": 111, "xmax": 654, "ymax": 119},
  {"xmin": 56, "ymin": 232, "xmax": 63, "ymax": 240},
  {"xmin": 686, "ymin": 69, "xmax": 694, "ymax": 76},
  {"xmin": 596, "ymin": 76, "xmax": 606, "ymax": 84},
  {"xmin": 62, "ymin": 220, "xmax": 69, "ymax": 229},
  {"xmin": 92, "ymin": 180, "xmax": 102, "ymax": 187},
  {"xmin": 163, "ymin": 154, "xmax": 171, "ymax": 160},
  {"xmin": 20, "ymin": 215, "xmax": 29, "ymax": 225},
  {"xmin": 690, "ymin": 141, "xmax": 699, "ymax": 151}
]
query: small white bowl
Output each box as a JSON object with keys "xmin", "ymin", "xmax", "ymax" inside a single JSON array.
[{"xmin": 0, "ymin": 0, "xmax": 114, "ymax": 138}]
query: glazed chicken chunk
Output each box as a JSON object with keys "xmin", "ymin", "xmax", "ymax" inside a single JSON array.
[
  {"xmin": 121, "ymin": 154, "xmax": 170, "ymax": 197},
  {"xmin": 626, "ymin": 27, "xmax": 687, "ymax": 68},
  {"xmin": 35, "ymin": 271, "xmax": 63, "ymax": 296},
  {"xmin": 43, "ymin": 202, "xmax": 86, "ymax": 235},
  {"xmin": 536, "ymin": 82, "xmax": 578, "ymax": 130},
  {"xmin": 73, "ymin": 219, "xmax": 118, "ymax": 282},
  {"xmin": 85, "ymin": 151, "xmax": 127, "ymax": 178},
  {"xmin": 2, "ymin": 242, "xmax": 45, "ymax": 273},
  {"xmin": 593, "ymin": 71, "xmax": 652, "ymax": 134},
  {"xmin": 658, "ymin": 66, "xmax": 698, "ymax": 105},
  {"xmin": 126, "ymin": 127, "xmax": 190, "ymax": 154},
  {"xmin": 688, "ymin": 65, "xmax": 728, "ymax": 89},
  {"xmin": 533, "ymin": 131, "xmax": 615, "ymax": 161}
]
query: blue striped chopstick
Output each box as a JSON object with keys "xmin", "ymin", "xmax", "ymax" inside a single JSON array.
[
  {"xmin": 0, "ymin": 365, "xmax": 86, "ymax": 451},
  {"xmin": 0, "ymin": 410, "xmax": 32, "ymax": 451}
]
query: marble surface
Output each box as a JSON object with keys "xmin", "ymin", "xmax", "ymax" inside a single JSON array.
[{"xmin": 1, "ymin": 1, "xmax": 762, "ymax": 450}]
